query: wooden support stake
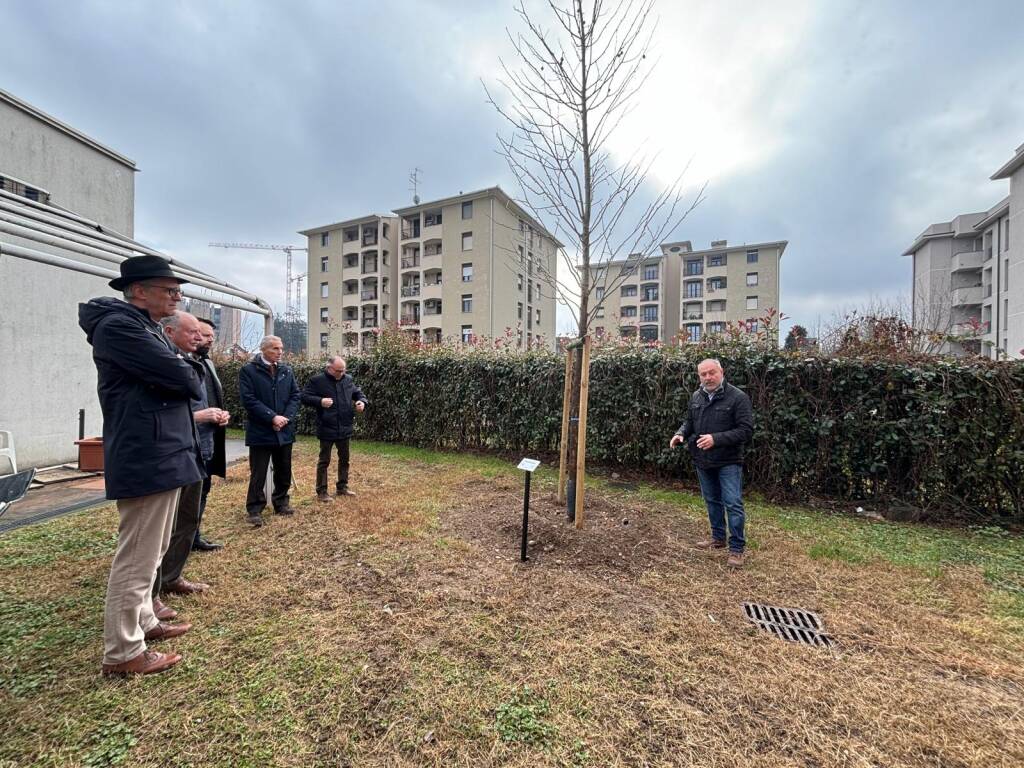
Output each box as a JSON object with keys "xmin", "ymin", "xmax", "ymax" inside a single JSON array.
[
  {"xmin": 573, "ymin": 336, "xmax": 592, "ymax": 529},
  {"xmin": 557, "ymin": 347, "xmax": 574, "ymax": 504}
]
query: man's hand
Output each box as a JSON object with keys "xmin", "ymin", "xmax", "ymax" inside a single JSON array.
[
  {"xmin": 194, "ymin": 407, "xmax": 221, "ymax": 424},
  {"xmin": 696, "ymin": 434, "xmax": 715, "ymax": 450},
  {"xmin": 355, "ymin": 401, "xmax": 365, "ymax": 413},
  {"xmin": 669, "ymin": 434, "xmax": 684, "ymax": 449},
  {"xmin": 216, "ymin": 410, "xmax": 231, "ymax": 426},
  {"xmin": 321, "ymin": 397, "xmax": 334, "ymax": 408},
  {"xmin": 272, "ymin": 415, "xmax": 289, "ymax": 431}
]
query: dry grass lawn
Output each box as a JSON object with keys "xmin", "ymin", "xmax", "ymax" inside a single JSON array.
[{"xmin": 1, "ymin": 438, "xmax": 1023, "ymax": 767}]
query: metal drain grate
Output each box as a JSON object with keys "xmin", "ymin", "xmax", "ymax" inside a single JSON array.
[{"xmin": 743, "ymin": 602, "xmax": 834, "ymax": 648}]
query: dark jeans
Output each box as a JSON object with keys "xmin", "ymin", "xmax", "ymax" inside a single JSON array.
[
  {"xmin": 246, "ymin": 443, "xmax": 293, "ymax": 514},
  {"xmin": 193, "ymin": 458, "xmax": 214, "ymax": 545},
  {"xmin": 316, "ymin": 438, "xmax": 351, "ymax": 494},
  {"xmin": 695, "ymin": 464, "xmax": 746, "ymax": 553},
  {"xmin": 152, "ymin": 479, "xmax": 203, "ymax": 596}
]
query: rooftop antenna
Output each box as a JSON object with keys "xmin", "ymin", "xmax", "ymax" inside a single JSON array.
[{"xmin": 409, "ymin": 167, "xmax": 422, "ymax": 205}]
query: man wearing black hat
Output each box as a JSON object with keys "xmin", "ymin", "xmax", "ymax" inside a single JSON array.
[{"xmin": 79, "ymin": 255, "xmax": 204, "ymax": 677}]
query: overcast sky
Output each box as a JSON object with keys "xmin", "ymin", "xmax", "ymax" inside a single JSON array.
[{"xmin": 4, "ymin": 0, "xmax": 1023, "ymax": 337}]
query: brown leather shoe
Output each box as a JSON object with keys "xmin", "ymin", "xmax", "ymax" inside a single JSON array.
[
  {"xmin": 727, "ymin": 552, "xmax": 745, "ymax": 568},
  {"xmin": 695, "ymin": 538, "xmax": 727, "ymax": 550},
  {"xmin": 162, "ymin": 577, "xmax": 209, "ymax": 595},
  {"xmin": 338, "ymin": 487, "xmax": 356, "ymax": 497},
  {"xmin": 144, "ymin": 621, "xmax": 193, "ymax": 641},
  {"xmin": 153, "ymin": 598, "xmax": 177, "ymax": 621},
  {"xmin": 316, "ymin": 493, "xmax": 331, "ymax": 503},
  {"xmin": 102, "ymin": 649, "xmax": 182, "ymax": 677}
]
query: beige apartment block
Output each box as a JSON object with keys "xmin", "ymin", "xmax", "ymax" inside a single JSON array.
[
  {"xmin": 589, "ymin": 252, "xmax": 680, "ymax": 343},
  {"xmin": 589, "ymin": 239, "xmax": 785, "ymax": 344},
  {"xmin": 300, "ymin": 215, "xmax": 398, "ymax": 355},
  {"xmin": 302, "ymin": 187, "xmax": 560, "ymax": 355},
  {"xmin": 904, "ymin": 141, "xmax": 1022, "ymax": 360},
  {"xmin": 674, "ymin": 240, "xmax": 784, "ymax": 343}
]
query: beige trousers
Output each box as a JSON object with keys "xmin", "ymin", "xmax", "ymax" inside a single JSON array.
[{"xmin": 102, "ymin": 487, "xmax": 182, "ymax": 664}]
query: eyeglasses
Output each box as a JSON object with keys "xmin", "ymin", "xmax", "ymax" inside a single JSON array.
[{"xmin": 142, "ymin": 283, "xmax": 184, "ymax": 298}]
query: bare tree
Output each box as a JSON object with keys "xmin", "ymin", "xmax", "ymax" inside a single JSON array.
[{"xmin": 485, "ymin": 0, "xmax": 703, "ymax": 518}]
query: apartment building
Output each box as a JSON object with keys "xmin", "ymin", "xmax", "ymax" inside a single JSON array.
[
  {"xmin": 589, "ymin": 252, "xmax": 680, "ymax": 342},
  {"xmin": 183, "ymin": 298, "xmax": 242, "ymax": 348},
  {"xmin": 302, "ymin": 187, "xmax": 560, "ymax": 354},
  {"xmin": 589, "ymin": 239, "xmax": 785, "ymax": 344},
  {"xmin": 903, "ymin": 141, "xmax": 1023, "ymax": 359}
]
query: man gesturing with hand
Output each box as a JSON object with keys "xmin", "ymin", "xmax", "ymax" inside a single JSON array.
[{"xmin": 670, "ymin": 358, "xmax": 754, "ymax": 568}]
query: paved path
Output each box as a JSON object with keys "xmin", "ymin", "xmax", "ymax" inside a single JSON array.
[{"xmin": 0, "ymin": 439, "xmax": 247, "ymax": 534}]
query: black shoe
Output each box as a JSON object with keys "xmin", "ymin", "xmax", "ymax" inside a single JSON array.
[
  {"xmin": 192, "ymin": 537, "xmax": 224, "ymax": 552},
  {"xmin": 246, "ymin": 513, "xmax": 264, "ymax": 527},
  {"xmin": 273, "ymin": 506, "xmax": 296, "ymax": 516},
  {"xmin": 337, "ymin": 487, "xmax": 356, "ymax": 497}
]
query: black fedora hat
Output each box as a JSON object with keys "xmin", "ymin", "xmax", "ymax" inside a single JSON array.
[{"xmin": 109, "ymin": 255, "xmax": 189, "ymax": 291}]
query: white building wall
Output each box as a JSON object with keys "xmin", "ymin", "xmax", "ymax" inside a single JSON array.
[{"xmin": 0, "ymin": 91, "xmax": 136, "ymax": 468}]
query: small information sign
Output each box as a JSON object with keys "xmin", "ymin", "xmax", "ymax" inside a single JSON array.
[{"xmin": 517, "ymin": 458, "xmax": 541, "ymax": 473}]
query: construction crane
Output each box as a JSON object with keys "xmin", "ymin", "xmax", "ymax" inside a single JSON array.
[{"xmin": 209, "ymin": 242, "xmax": 308, "ymax": 318}]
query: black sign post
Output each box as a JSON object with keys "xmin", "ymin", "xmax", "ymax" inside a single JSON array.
[{"xmin": 517, "ymin": 458, "xmax": 540, "ymax": 562}]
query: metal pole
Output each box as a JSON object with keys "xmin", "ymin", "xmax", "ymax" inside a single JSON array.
[
  {"xmin": 520, "ymin": 471, "xmax": 531, "ymax": 562},
  {"xmin": 78, "ymin": 409, "xmax": 85, "ymax": 440}
]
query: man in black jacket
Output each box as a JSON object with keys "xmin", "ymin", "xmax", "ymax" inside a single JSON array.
[
  {"xmin": 191, "ymin": 317, "xmax": 228, "ymax": 551},
  {"xmin": 301, "ymin": 357, "xmax": 368, "ymax": 502},
  {"xmin": 670, "ymin": 358, "xmax": 754, "ymax": 568},
  {"xmin": 79, "ymin": 255, "xmax": 202, "ymax": 677},
  {"xmin": 239, "ymin": 335, "xmax": 300, "ymax": 526}
]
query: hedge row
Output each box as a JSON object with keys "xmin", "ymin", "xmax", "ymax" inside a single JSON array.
[{"xmin": 217, "ymin": 347, "xmax": 1024, "ymax": 524}]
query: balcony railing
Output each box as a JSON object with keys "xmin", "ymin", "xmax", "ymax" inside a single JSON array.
[
  {"xmin": 424, "ymin": 305, "xmax": 442, "ymax": 316},
  {"xmin": 400, "ymin": 314, "xmax": 420, "ymax": 325},
  {"xmin": 401, "ymin": 285, "xmax": 421, "ymax": 297},
  {"xmin": 361, "ymin": 262, "xmax": 378, "ymax": 274},
  {"xmin": 951, "ymin": 284, "xmax": 983, "ymax": 307},
  {"xmin": 401, "ymin": 226, "xmax": 421, "ymax": 240},
  {"xmin": 361, "ymin": 290, "xmax": 378, "ymax": 301},
  {"xmin": 361, "ymin": 317, "xmax": 378, "ymax": 328},
  {"xmin": 401, "ymin": 257, "xmax": 420, "ymax": 269},
  {"xmin": 683, "ymin": 313, "xmax": 703, "ymax": 320}
]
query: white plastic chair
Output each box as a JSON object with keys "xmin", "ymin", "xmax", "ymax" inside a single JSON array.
[{"xmin": 0, "ymin": 430, "xmax": 17, "ymax": 475}]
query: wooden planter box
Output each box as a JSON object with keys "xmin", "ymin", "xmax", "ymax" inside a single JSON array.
[{"xmin": 75, "ymin": 437, "xmax": 104, "ymax": 472}]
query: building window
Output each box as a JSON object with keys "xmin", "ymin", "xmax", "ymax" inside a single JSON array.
[
  {"xmin": 462, "ymin": 294, "xmax": 473, "ymax": 312},
  {"xmin": 536, "ymin": 283, "xmax": 542, "ymax": 299},
  {"xmin": 319, "ymin": 333, "xmax": 329, "ymax": 349},
  {"xmin": 320, "ymin": 282, "xmax": 329, "ymax": 298},
  {"xmin": 527, "ymin": 311, "xmax": 533, "ymax": 330},
  {"xmin": 517, "ymin": 274, "xmax": 523, "ymax": 291},
  {"xmin": 746, "ymin": 249, "xmax": 759, "ymax": 263},
  {"xmin": 462, "ymin": 231, "xmax": 473, "ymax": 251},
  {"xmin": 686, "ymin": 324, "xmax": 702, "ymax": 343},
  {"xmin": 685, "ymin": 282, "xmax": 703, "ymax": 298},
  {"xmin": 746, "ymin": 319, "xmax": 759, "ymax": 333},
  {"xmin": 642, "ymin": 286, "xmax": 659, "ymax": 301},
  {"xmin": 462, "ymin": 263, "xmax": 473, "ymax": 282},
  {"xmin": 596, "ymin": 287, "xmax": 605, "ymax": 300},
  {"xmin": 621, "ymin": 285, "xmax": 637, "ymax": 297},
  {"xmin": 708, "ymin": 254, "xmax": 727, "ymax": 267},
  {"xmin": 642, "ymin": 306, "xmax": 658, "ymax": 322},
  {"xmin": 621, "ymin": 306, "xmax": 637, "ymax": 317},
  {"xmin": 320, "ymin": 307, "xmax": 329, "ymax": 323},
  {"xmin": 746, "ymin": 295, "xmax": 758, "ymax": 310},
  {"xmin": 639, "ymin": 327, "xmax": 659, "ymax": 342},
  {"xmin": 1004, "ymin": 220, "xmax": 1010, "ymax": 251},
  {"xmin": 462, "ymin": 200, "xmax": 473, "ymax": 219},
  {"xmin": 746, "ymin": 272, "xmax": 759, "ymax": 286},
  {"xmin": 518, "ymin": 245, "xmax": 524, "ymax": 261},
  {"xmin": 461, "ymin": 325, "xmax": 473, "ymax": 343},
  {"xmin": 708, "ymin": 278, "xmax": 726, "ymax": 292},
  {"xmin": 685, "ymin": 259, "xmax": 703, "ymax": 276},
  {"xmin": 595, "ymin": 326, "xmax": 605, "ymax": 339},
  {"xmin": 321, "ymin": 232, "xmax": 329, "ymax": 247},
  {"xmin": 320, "ymin": 256, "xmax": 329, "ymax": 272},
  {"xmin": 707, "ymin": 321, "xmax": 726, "ymax": 334},
  {"xmin": 596, "ymin": 306, "xmax": 605, "ymax": 318},
  {"xmin": 518, "ymin": 218, "xmax": 525, "ymax": 233},
  {"xmin": 517, "ymin": 302, "xmax": 523, "ymax": 320},
  {"xmin": 643, "ymin": 264, "xmax": 659, "ymax": 280},
  {"xmin": 528, "ymin": 284, "xmax": 533, "ymax": 302},
  {"xmin": 536, "ymin": 308, "xmax": 541, "ymax": 324}
]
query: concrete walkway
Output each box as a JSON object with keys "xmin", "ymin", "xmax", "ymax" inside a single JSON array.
[{"xmin": 0, "ymin": 439, "xmax": 247, "ymax": 533}]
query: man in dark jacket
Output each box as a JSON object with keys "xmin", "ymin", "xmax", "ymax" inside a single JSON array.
[
  {"xmin": 191, "ymin": 317, "xmax": 228, "ymax": 551},
  {"xmin": 301, "ymin": 356, "xmax": 368, "ymax": 502},
  {"xmin": 239, "ymin": 335, "xmax": 300, "ymax": 526},
  {"xmin": 79, "ymin": 255, "xmax": 202, "ymax": 677},
  {"xmin": 670, "ymin": 358, "xmax": 754, "ymax": 568}
]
